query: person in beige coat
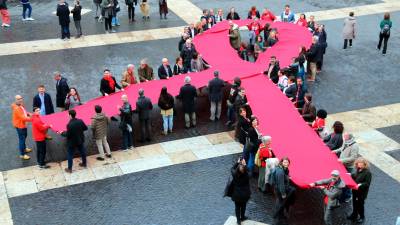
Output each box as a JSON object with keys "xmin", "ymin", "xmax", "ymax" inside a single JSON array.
[
  {"xmin": 91, "ymin": 105, "xmax": 111, "ymax": 161},
  {"xmin": 342, "ymin": 12, "xmax": 356, "ymax": 49},
  {"xmin": 121, "ymin": 64, "xmax": 138, "ymax": 87},
  {"xmin": 228, "ymin": 21, "xmax": 241, "ymax": 50}
]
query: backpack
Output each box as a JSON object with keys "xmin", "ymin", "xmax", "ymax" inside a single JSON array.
[{"xmin": 381, "ymin": 23, "xmax": 390, "ymax": 35}]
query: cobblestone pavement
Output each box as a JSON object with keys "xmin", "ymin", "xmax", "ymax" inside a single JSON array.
[{"xmin": 8, "ymin": 153, "xmax": 400, "ymax": 225}]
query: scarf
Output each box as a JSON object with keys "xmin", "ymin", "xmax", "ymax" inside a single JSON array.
[{"xmin": 104, "ymin": 75, "xmax": 115, "ymax": 90}]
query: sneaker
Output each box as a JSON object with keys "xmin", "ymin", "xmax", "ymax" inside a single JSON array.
[
  {"xmin": 39, "ymin": 165, "xmax": 50, "ymax": 169},
  {"xmin": 122, "ymin": 148, "xmax": 129, "ymax": 152},
  {"xmin": 3, "ymin": 23, "xmax": 10, "ymax": 27},
  {"xmin": 25, "ymin": 148, "xmax": 32, "ymax": 153},
  {"xmin": 19, "ymin": 154, "xmax": 30, "ymax": 160},
  {"xmin": 96, "ymin": 157, "xmax": 105, "ymax": 161},
  {"xmin": 26, "ymin": 17, "xmax": 35, "ymax": 21},
  {"xmin": 111, "ymin": 29, "xmax": 116, "ymax": 33},
  {"xmin": 22, "ymin": 18, "xmax": 27, "ymax": 21},
  {"xmin": 64, "ymin": 168, "xmax": 72, "ymax": 173},
  {"xmin": 129, "ymin": 146, "xmax": 135, "ymax": 150},
  {"xmin": 105, "ymin": 154, "xmax": 112, "ymax": 158}
]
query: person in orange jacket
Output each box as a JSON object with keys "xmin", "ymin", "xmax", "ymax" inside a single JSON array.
[
  {"xmin": 31, "ymin": 107, "xmax": 52, "ymax": 168},
  {"xmin": 11, "ymin": 95, "xmax": 32, "ymax": 160}
]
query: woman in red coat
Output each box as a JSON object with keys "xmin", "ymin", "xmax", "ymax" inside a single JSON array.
[
  {"xmin": 296, "ymin": 14, "xmax": 308, "ymax": 27},
  {"xmin": 31, "ymin": 107, "xmax": 51, "ymax": 168},
  {"xmin": 257, "ymin": 135, "xmax": 274, "ymax": 192},
  {"xmin": 261, "ymin": 8, "xmax": 276, "ymax": 21}
]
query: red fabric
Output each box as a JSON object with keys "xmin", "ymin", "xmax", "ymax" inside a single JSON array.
[
  {"xmin": 31, "ymin": 114, "xmax": 49, "ymax": 141},
  {"xmin": 104, "ymin": 75, "xmax": 115, "ymax": 90},
  {"xmin": 261, "ymin": 11, "xmax": 276, "ymax": 21},
  {"xmin": 258, "ymin": 144, "xmax": 273, "ymax": 167},
  {"xmin": 41, "ymin": 20, "xmax": 357, "ymax": 189}
]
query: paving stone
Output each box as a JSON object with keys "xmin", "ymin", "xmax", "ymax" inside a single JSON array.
[{"xmin": 5, "ymin": 179, "xmax": 38, "ymax": 198}]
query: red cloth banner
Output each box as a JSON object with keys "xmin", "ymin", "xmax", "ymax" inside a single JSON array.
[{"xmin": 41, "ymin": 20, "xmax": 356, "ymax": 188}]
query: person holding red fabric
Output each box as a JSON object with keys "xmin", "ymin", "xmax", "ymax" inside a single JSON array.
[
  {"xmin": 121, "ymin": 64, "xmax": 137, "ymax": 87},
  {"xmin": 312, "ymin": 109, "xmax": 327, "ymax": 135},
  {"xmin": 261, "ymin": 8, "xmax": 276, "ymax": 21},
  {"xmin": 31, "ymin": 107, "xmax": 51, "ymax": 169},
  {"xmin": 246, "ymin": 17, "xmax": 263, "ymax": 36},
  {"xmin": 247, "ymin": 6, "xmax": 260, "ymax": 19},
  {"xmin": 100, "ymin": 69, "xmax": 123, "ymax": 96},
  {"xmin": 257, "ymin": 135, "xmax": 274, "ymax": 192},
  {"xmin": 295, "ymin": 14, "xmax": 308, "ymax": 27},
  {"xmin": 309, "ymin": 170, "xmax": 346, "ymax": 225}
]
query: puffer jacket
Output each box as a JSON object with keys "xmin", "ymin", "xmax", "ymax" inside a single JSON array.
[{"xmin": 91, "ymin": 113, "xmax": 110, "ymax": 139}]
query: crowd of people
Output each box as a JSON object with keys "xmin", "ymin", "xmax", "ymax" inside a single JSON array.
[{"xmin": 7, "ymin": 3, "xmax": 381, "ymax": 225}]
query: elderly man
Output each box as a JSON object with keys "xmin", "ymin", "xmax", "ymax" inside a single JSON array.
[
  {"xmin": 157, "ymin": 58, "xmax": 173, "ymax": 80},
  {"xmin": 11, "ymin": 95, "xmax": 32, "ymax": 160},
  {"xmin": 228, "ymin": 21, "xmax": 241, "ymax": 50},
  {"xmin": 119, "ymin": 94, "xmax": 134, "ymax": 150},
  {"xmin": 208, "ymin": 70, "xmax": 225, "ymax": 121},
  {"xmin": 54, "ymin": 71, "xmax": 70, "ymax": 111},
  {"xmin": 310, "ymin": 170, "xmax": 346, "ymax": 225},
  {"xmin": 136, "ymin": 89, "xmax": 153, "ymax": 142},
  {"xmin": 138, "ymin": 59, "xmax": 154, "ymax": 82},
  {"xmin": 121, "ymin": 64, "xmax": 137, "ymax": 87},
  {"xmin": 178, "ymin": 76, "xmax": 198, "ymax": 128},
  {"xmin": 180, "ymin": 39, "xmax": 197, "ymax": 72},
  {"xmin": 306, "ymin": 36, "xmax": 323, "ymax": 82}
]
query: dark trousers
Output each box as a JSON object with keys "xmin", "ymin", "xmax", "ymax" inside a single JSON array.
[
  {"xmin": 22, "ymin": 3, "xmax": 32, "ymax": 19},
  {"xmin": 127, "ymin": 4, "xmax": 135, "ymax": 20},
  {"xmin": 274, "ymin": 188, "xmax": 296, "ymax": 219},
  {"xmin": 377, "ymin": 33, "xmax": 390, "ymax": 54},
  {"xmin": 343, "ymin": 39, "xmax": 353, "ymax": 49},
  {"xmin": 139, "ymin": 119, "xmax": 151, "ymax": 141},
  {"xmin": 67, "ymin": 144, "xmax": 86, "ymax": 170},
  {"xmin": 60, "ymin": 24, "xmax": 70, "ymax": 39},
  {"xmin": 36, "ymin": 141, "xmax": 46, "ymax": 166},
  {"xmin": 104, "ymin": 17, "xmax": 112, "ymax": 31},
  {"xmin": 234, "ymin": 201, "xmax": 247, "ymax": 221},
  {"xmin": 16, "ymin": 128, "xmax": 28, "ymax": 156},
  {"xmin": 351, "ymin": 192, "xmax": 365, "ymax": 219},
  {"xmin": 122, "ymin": 129, "xmax": 133, "ymax": 150},
  {"xmin": 317, "ymin": 57, "xmax": 323, "ymax": 71},
  {"xmin": 227, "ymin": 104, "xmax": 236, "ymax": 123},
  {"xmin": 74, "ymin": 20, "xmax": 82, "ymax": 36}
]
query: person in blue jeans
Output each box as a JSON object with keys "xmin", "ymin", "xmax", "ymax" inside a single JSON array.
[
  {"xmin": 111, "ymin": 0, "xmax": 120, "ymax": 26},
  {"xmin": 21, "ymin": 0, "xmax": 34, "ymax": 21},
  {"xmin": 158, "ymin": 87, "xmax": 174, "ymax": 135},
  {"xmin": 119, "ymin": 94, "xmax": 134, "ymax": 150},
  {"xmin": 60, "ymin": 110, "xmax": 88, "ymax": 173}
]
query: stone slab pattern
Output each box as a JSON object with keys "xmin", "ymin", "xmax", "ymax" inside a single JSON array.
[
  {"xmin": 1, "ymin": 132, "xmax": 240, "ymax": 198},
  {"xmin": 8, "ymin": 154, "xmax": 400, "ymax": 225}
]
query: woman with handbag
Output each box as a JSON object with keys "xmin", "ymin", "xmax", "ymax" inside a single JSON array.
[
  {"xmin": 246, "ymin": 117, "xmax": 262, "ymax": 176},
  {"xmin": 230, "ymin": 158, "xmax": 251, "ymax": 225},
  {"xmin": 64, "ymin": 87, "xmax": 81, "ymax": 110}
]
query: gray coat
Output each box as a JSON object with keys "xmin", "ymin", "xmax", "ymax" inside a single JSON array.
[
  {"xmin": 342, "ymin": 16, "xmax": 356, "ymax": 39},
  {"xmin": 315, "ymin": 178, "xmax": 346, "ymax": 209},
  {"xmin": 334, "ymin": 140, "xmax": 359, "ymax": 169},
  {"xmin": 91, "ymin": 113, "xmax": 110, "ymax": 139}
]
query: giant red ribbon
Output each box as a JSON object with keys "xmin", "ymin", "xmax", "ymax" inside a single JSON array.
[{"xmin": 41, "ymin": 20, "xmax": 357, "ymax": 188}]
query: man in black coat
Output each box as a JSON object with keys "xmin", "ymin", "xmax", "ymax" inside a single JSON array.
[
  {"xmin": 157, "ymin": 58, "xmax": 173, "ymax": 80},
  {"xmin": 56, "ymin": 0, "xmax": 70, "ymax": 40},
  {"xmin": 284, "ymin": 76, "xmax": 297, "ymax": 101},
  {"xmin": 33, "ymin": 85, "xmax": 54, "ymax": 115},
  {"xmin": 306, "ymin": 36, "xmax": 323, "ymax": 81},
  {"xmin": 208, "ymin": 70, "xmax": 225, "ymax": 121},
  {"xmin": 180, "ymin": 39, "xmax": 197, "ymax": 72},
  {"xmin": 54, "ymin": 72, "xmax": 70, "ymax": 111},
  {"xmin": 264, "ymin": 56, "xmax": 280, "ymax": 84},
  {"xmin": 100, "ymin": 69, "xmax": 123, "ymax": 96},
  {"xmin": 177, "ymin": 76, "xmax": 197, "ymax": 128},
  {"xmin": 135, "ymin": 89, "xmax": 153, "ymax": 142},
  {"xmin": 60, "ymin": 109, "xmax": 88, "ymax": 173}
]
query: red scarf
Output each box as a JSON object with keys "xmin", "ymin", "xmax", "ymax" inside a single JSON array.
[{"xmin": 104, "ymin": 75, "xmax": 115, "ymax": 90}]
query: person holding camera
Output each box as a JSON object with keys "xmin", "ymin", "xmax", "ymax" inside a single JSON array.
[{"xmin": 230, "ymin": 158, "xmax": 251, "ymax": 225}]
